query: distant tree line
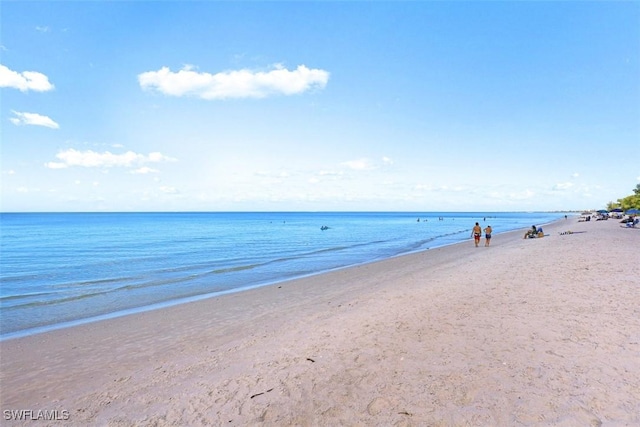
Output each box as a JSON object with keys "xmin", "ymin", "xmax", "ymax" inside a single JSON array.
[{"xmin": 607, "ymin": 184, "xmax": 640, "ymax": 211}]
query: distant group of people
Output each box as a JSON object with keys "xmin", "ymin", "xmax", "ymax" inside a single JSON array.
[
  {"xmin": 471, "ymin": 222, "xmax": 492, "ymax": 247},
  {"xmin": 470, "ymin": 222, "xmax": 549, "ymax": 247}
]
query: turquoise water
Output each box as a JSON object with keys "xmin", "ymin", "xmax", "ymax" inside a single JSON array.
[{"xmin": 0, "ymin": 211, "xmax": 565, "ymax": 338}]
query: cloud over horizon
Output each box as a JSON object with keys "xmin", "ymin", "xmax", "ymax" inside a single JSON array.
[
  {"xmin": 45, "ymin": 149, "xmax": 176, "ymax": 170},
  {"xmin": 341, "ymin": 157, "xmax": 394, "ymax": 171},
  {"xmin": 138, "ymin": 64, "xmax": 329, "ymax": 100}
]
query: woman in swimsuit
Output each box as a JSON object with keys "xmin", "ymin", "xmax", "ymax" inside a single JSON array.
[{"xmin": 483, "ymin": 225, "xmax": 492, "ymax": 246}]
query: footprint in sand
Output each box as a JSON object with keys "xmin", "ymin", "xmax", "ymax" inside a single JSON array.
[{"xmin": 367, "ymin": 397, "xmax": 392, "ymax": 415}]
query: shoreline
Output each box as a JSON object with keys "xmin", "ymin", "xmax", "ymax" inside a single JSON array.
[
  {"xmin": 1, "ymin": 216, "xmax": 567, "ymax": 341},
  {"xmin": 2, "ymin": 216, "xmax": 638, "ymax": 425}
]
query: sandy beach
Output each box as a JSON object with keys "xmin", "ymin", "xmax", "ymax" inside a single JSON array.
[{"xmin": 1, "ymin": 217, "xmax": 639, "ymax": 426}]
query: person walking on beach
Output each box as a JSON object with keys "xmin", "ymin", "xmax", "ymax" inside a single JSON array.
[
  {"xmin": 483, "ymin": 225, "xmax": 493, "ymax": 247},
  {"xmin": 472, "ymin": 222, "xmax": 482, "ymax": 247}
]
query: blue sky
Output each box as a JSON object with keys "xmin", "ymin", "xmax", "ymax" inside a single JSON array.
[{"xmin": 2, "ymin": 1, "xmax": 639, "ymax": 212}]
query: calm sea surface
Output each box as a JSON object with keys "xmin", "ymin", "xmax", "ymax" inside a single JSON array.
[{"xmin": 0, "ymin": 212, "xmax": 565, "ymax": 338}]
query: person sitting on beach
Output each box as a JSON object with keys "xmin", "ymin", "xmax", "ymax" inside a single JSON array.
[{"xmin": 524, "ymin": 225, "xmax": 538, "ymax": 239}]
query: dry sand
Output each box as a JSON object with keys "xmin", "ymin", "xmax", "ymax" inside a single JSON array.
[{"xmin": 1, "ymin": 217, "xmax": 639, "ymax": 426}]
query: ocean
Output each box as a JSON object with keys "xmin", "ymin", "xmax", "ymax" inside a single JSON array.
[{"xmin": 0, "ymin": 211, "xmax": 566, "ymax": 339}]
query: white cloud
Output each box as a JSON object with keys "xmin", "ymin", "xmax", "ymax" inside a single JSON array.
[
  {"xmin": 341, "ymin": 157, "xmax": 393, "ymax": 172},
  {"xmin": 45, "ymin": 149, "xmax": 176, "ymax": 169},
  {"xmin": 131, "ymin": 166, "xmax": 159, "ymax": 174},
  {"xmin": 138, "ymin": 64, "xmax": 329, "ymax": 100},
  {"xmin": 254, "ymin": 170, "xmax": 291, "ymax": 181},
  {"xmin": 0, "ymin": 64, "xmax": 55, "ymax": 92},
  {"xmin": 553, "ymin": 182, "xmax": 574, "ymax": 191},
  {"xmin": 414, "ymin": 184, "xmax": 433, "ymax": 191},
  {"xmin": 319, "ymin": 170, "xmax": 342, "ymax": 177},
  {"xmin": 46, "ymin": 162, "xmax": 67, "ymax": 170},
  {"xmin": 159, "ymin": 186, "xmax": 178, "ymax": 194},
  {"xmin": 342, "ymin": 158, "xmax": 374, "ymax": 171},
  {"xmin": 10, "ymin": 111, "xmax": 59, "ymax": 129}
]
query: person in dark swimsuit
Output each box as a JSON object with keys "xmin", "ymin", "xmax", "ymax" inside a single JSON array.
[{"xmin": 483, "ymin": 225, "xmax": 492, "ymax": 246}]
